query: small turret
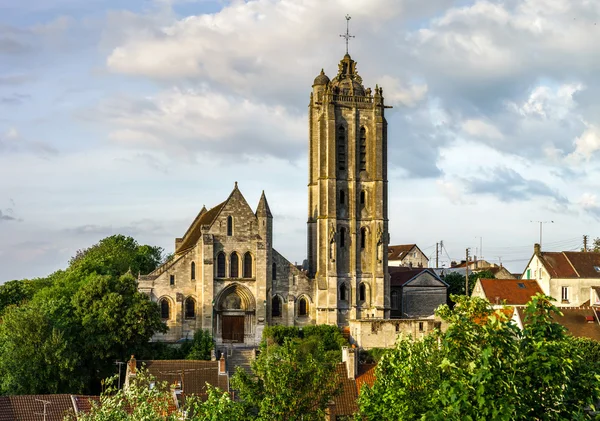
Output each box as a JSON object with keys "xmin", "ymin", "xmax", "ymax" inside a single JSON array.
[{"xmin": 256, "ymin": 190, "xmax": 272, "ymax": 218}]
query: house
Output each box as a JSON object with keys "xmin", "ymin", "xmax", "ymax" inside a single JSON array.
[
  {"xmin": 514, "ymin": 306, "xmax": 600, "ymax": 340},
  {"xmin": 471, "ymin": 278, "xmax": 543, "ymax": 307},
  {"xmin": 388, "ymin": 244, "xmax": 429, "ymax": 268},
  {"xmin": 522, "ymin": 244, "xmax": 600, "ymax": 306},
  {"xmin": 124, "ymin": 355, "xmax": 229, "ymax": 407},
  {"xmin": 327, "ymin": 347, "xmax": 376, "ymax": 420},
  {"xmin": 389, "ymin": 268, "xmax": 448, "ymax": 318},
  {"xmin": 450, "ymin": 259, "xmax": 515, "ymax": 279}
]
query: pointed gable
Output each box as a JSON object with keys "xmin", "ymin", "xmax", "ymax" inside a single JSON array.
[{"xmin": 255, "ymin": 190, "xmax": 272, "ymax": 218}]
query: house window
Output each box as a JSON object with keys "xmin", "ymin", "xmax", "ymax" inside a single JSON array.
[
  {"xmin": 360, "ymin": 228, "xmax": 367, "ymax": 249},
  {"xmin": 419, "ymin": 322, "xmax": 424, "ymax": 332},
  {"xmin": 526, "ymin": 269, "xmax": 531, "ymax": 280},
  {"xmin": 230, "ymin": 253, "xmax": 239, "ymax": 278},
  {"xmin": 272, "ymin": 296, "xmax": 282, "ymax": 318},
  {"xmin": 561, "ymin": 286, "xmax": 569, "ymax": 302},
  {"xmin": 359, "ymin": 127, "xmax": 367, "ymax": 172},
  {"xmin": 359, "ymin": 283, "xmax": 366, "ymax": 302},
  {"xmin": 272, "ymin": 262, "xmax": 277, "ymax": 280},
  {"xmin": 216, "ymin": 252, "xmax": 226, "ymax": 278},
  {"xmin": 340, "ymin": 190, "xmax": 345, "ymax": 205},
  {"xmin": 185, "ymin": 297, "xmax": 196, "ymax": 319},
  {"xmin": 160, "ymin": 299, "xmax": 170, "ymax": 319},
  {"xmin": 339, "ymin": 283, "xmax": 347, "ymax": 301},
  {"xmin": 391, "ymin": 290, "xmax": 399, "ymax": 310},
  {"xmin": 169, "ymin": 275, "xmax": 175, "ymax": 286},
  {"xmin": 340, "ymin": 227, "xmax": 346, "ymax": 248},
  {"xmin": 191, "ymin": 262, "xmax": 196, "ymax": 280},
  {"xmin": 227, "ymin": 216, "xmax": 233, "ymax": 236},
  {"xmin": 298, "ymin": 297, "xmax": 308, "ymax": 317},
  {"xmin": 337, "ymin": 126, "xmax": 346, "ymax": 172},
  {"xmin": 243, "ymin": 252, "xmax": 253, "ymax": 278}
]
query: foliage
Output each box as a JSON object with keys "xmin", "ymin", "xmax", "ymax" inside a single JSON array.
[
  {"xmin": 443, "ymin": 269, "xmax": 495, "ymax": 305},
  {"xmin": 358, "ymin": 294, "xmax": 600, "ymax": 421},
  {"xmin": 0, "ymin": 235, "xmax": 167, "ymax": 395},
  {"xmin": 583, "ymin": 237, "xmax": 600, "ymax": 253},
  {"xmin": 359, "ymin": 348, "xmax": 387, "ymax": 364},
  {"xmin": 0, "ymin": 278, "xmax": 51, "ymax": 315},
  {"xmin": 185, "ymin": 385, "xmax": 246, "ymax": 421},
  {"xmin": 262, "ymin": 324, "xmax": 347, "ymax": 351},
  {"xmin": 73, "ymin": 370, "xmax": 181, "ymax": 421},
  {"xmin": 231, "ymin": 338, "xmax": 341, "ymax": 421},
  {"xmin": 262, "ymin": 325, "xmax": 301, "ymax": 346},
  {"xmin": 182, "ymin": 329, "xmax": 214, "ymax": 360}
]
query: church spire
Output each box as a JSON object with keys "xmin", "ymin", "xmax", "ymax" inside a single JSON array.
[{"xmin": 256, "ymin": 190, "xmax": 272, "ymax": 218}]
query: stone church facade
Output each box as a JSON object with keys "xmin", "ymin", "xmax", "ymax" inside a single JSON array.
[{"xmin": 138, "ymin": 53, "xmax": 390, "ymax": 345}]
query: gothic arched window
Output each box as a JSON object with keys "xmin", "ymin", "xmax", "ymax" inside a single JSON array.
[
  {"xmin": 359, "ymin": 127, "xmax": 367, "ymax": 172},
  {"xmin": 298, "ymin": 297, "xmax": 309, "ymax": 317},
  {"xmin": 160, "ymin": 298, "xmax": 170, "ymax": 320},
  {"xmin": 217, "ymin": 252, "xmax": 226, "ymax": 278},
  {"xmin": 243, "ymin": 252, "xmax": 253, "ymax": 278},
  {"xmin": 360, "ymin": 190, "xmax": 366, "ymax": 206},
  {"xmin": 185, "ymin": 297, "xmax": 196, "ymax": 319},
  {"xmin": 360, "ymin": 227, "xmax": 367, "ymax": 249},
  {"xmin": 340, "ymin": 283, "xmax": 347, "ymax": 301},
  {"xmin": 191, "ymin": 262, "xmax": 196, "ymax": 280},
  {"xmin": 337, "ymin": 126, "xmax": 346, "ymax": 172},
  {"xmin": 340, "ymin": 227, "xmax": 346, "ymax": 248},
  {"xmin": 227, "ymin": 216, "xmax": 233, "ymax": 236},
  {"xmin": 359, "ymin": 283, "xmax": 366, "ymax": 302},
  {"xmin": 272, "ymin": 262, "xmax": 277, "ymax": 280},
  {"xmin": 272, "ymin": 296, "xmax": 282, "ymax": 318},
  {"xmin": 230, "ymin": 253, "xmax": 239, "ymax": 278}
]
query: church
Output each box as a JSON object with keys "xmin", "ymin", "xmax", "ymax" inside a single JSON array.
[{"xmin": 138, "ymin": 51, "xmax": 391, "ymax": 345}]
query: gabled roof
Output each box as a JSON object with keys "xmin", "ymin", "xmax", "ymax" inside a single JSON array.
[
  {"xmin": 176, "ymin": 201, "xmax": 226, "ymax": 253},
  {"xmin": 388, "ymin": 244, "xmax": 425, "ymax": 261},
  {"xmin": 516, "ymin": 307, "xmax": 600, "ymax": 341},
  {"xmin": 330, "ymin": 363, "xmax": 359, "ymax": 416},
  {"xmin": 138, "ymin": 360, "xmax": 228, "ymax": 399},
  {"xmin": 477, "ymin": 279, "xmax": 543, "ymax": 305},
  {"xmin": 0, "ymin": 395, "xmax": 76, "ymax": 421},
  {"xmin": 390, "ymin": 268, "xmax": 446, "ymax": 287},
  {"xmin": 533, "ymin": 251, "xmax": 600, "ymax": 279}
]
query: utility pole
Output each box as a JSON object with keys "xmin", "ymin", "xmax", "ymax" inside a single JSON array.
[
  {"xmin": 435, "ymin": 243, "xmax": 439, "ymax": 268},
  {"xmin": 465, "ymin": 248, "xmax": 470, "ymax": 295},
  {"xmin": 531, "ymin": 220, "xmax": 554, "ymax": 248},
  {"xmin": 584, "ymin": 235, "xmax": 589, "ymax": 252},
  {"xmin": 497, "ymin": 256, "xmax": 502, "ymax": 267}
]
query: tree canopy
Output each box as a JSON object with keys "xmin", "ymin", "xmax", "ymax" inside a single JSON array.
[{"xmin": 358, "ymin": 294, "xmax": 600, "ymax": 420}]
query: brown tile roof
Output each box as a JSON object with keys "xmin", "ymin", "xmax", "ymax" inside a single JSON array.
[
  {"xmin": 388, "ymin": 244, "xmax": 416, "ymax": 261},
  {"xmin": 538, "ymin": 252, "xmax": 579, "ymax": 278},
  {"xmin": 356, "ymin": 364, "xmax": 376, "ymax": 394},
  {"xmin": 177, "ymin": 201, "xmax": 226, "ymax": 252},
  {"xmin": 138, "ymin": 360, "xmax": 228, "ymax": 399},
  {"xmin": 71, "ymin": 395, "xmax": 101, "ymax": 414},
  {"xmin": 517, "ymin": 307, "xmax": 600, "ymax": 341},
  {"xmin": 562, "ymin": 252, "xmax": 600, "ymax": 278},
  {"xmin": 329, "ymin": 364, "xmax": 359, "ymax": 417},
  {"xmin": 0, "ymin": 395, "xmax": 75, "ymax": 421},
  {"xmin": 478, "ymin": 279, "xmax": 543, "ymax": 305},
  {"xmin": 535, "ymin": 251, "xmax": 600, "ymax": 279}
]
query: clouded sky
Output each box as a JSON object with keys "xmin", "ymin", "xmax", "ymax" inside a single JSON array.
[{"xmin": 1, "ymin": 0, "xmax": 599, "ymax": 282}]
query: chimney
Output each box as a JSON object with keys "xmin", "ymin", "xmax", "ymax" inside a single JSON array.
[
  {"xmin": 534, "ymin": 243, "xmax": 541, "ymax": 255},
  {"xmin": 211, "ymin": 349, "xmax": 216, "ymax": 361},
  {"xmin": 341, "ymin": 346, "xmax": 357, "ymax": 379},
  {"xmin": 219, "ymin": 354, "xmax": 226, "ymax": 375},
  {"xmin": 124, "ymin": 355, "xmax": 137, "ymax": 389},
  {"xmin": 128, "ymin": 355, "xmax": 136, "ymax": 374}
]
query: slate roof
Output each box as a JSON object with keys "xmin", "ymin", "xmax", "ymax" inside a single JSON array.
[
  {"xmin": 517, "ymin": 307, "xmax": 600, "ymax": 341},
  {"xmin": 390, "ymin": 268, "xmax": 427, "ymax": 286},
  {"xmin": 536, "ymin": 251, "xmax": 600, "ymax": 279},
  {"xmin": 478, "ymin": 279, "xmax": 543, "ymax": 305},
  {"xmin": 0, "ymin": 395, "xmax": 75, "ymax": 421},
  {"xmin": 388, "ymin": 244, "xmax": 418, "ymax": 261},
  {"xmin": 138, "ymin": 360, "xmax": 228, "ymax": 399},
  {"xmin": 177, "ymin": 201, "xmax": 226, "ymax": 252}
]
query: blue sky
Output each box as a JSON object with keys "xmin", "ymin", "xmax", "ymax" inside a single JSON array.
[{"xmin": 1, "ymin": 0, "xmax": 600, "ymax": 281}]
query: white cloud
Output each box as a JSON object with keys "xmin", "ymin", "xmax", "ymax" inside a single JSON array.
[
  {"xmin": 461, "ymin": 119, "xmax": 503, "ymax": 139},
  {"xmin": 568, "ymin": 124, "xmax": 600, "ymax": 162}
]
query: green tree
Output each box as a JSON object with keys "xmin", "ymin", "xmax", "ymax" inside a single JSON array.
[
  {"xmin": 182, "ymin": 329, "xmax": 214, "ymax": 360},
  {"xmin": 185, "ymin": 385, "xmax": 246, "ymax": 421},
  {"xmin": 583, "ymin": 237, "xmax": 600, "ymax": 252},
  {"xmin": 231, "ymin": 339, "xmax": 341, "ymax": 421},
  {"xmin": 358, "ymin": 294, "xmax": 600, "ymax": 420}
]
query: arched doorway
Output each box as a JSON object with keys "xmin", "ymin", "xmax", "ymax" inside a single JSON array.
[{"xmin": 215, "ymin": 283, "xmax": 256, "ymax": 344}]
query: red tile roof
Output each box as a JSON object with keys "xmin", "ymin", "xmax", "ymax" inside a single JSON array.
[
  {"xmin": 356, "ymin": 364, "xmax": 376, "ymax": 394},
  {"xmin": 477, "ymin": 279, "xmax": 543, "ymax": 305}
]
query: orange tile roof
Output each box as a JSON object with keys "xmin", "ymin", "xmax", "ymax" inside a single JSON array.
[
  {"xmin": 478, "ymin": 279, "xmax": 543, "ymax": 305},
  {"xmin": 356, "ymin": 364, "xmax": 376, "ymax": 394}
]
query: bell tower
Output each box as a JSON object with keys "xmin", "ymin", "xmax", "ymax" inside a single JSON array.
[{"xmin": 307, "ymin": 51, "xmax": 390, "ymax": 325}]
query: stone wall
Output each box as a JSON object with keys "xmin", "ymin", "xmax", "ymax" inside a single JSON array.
[{"xmin": 349, "ymin": 318, "xmax": 442, "ymax": 350}]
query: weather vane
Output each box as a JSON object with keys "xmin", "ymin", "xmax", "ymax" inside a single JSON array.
[{"xmin": 340, "ymin": 15, "xmax": 355, "ymax": 55}]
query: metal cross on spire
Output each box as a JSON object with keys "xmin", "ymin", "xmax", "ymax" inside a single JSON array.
[{"xmin": 340, "ymin": 15, "xmax": 355, "ymax": 54}]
